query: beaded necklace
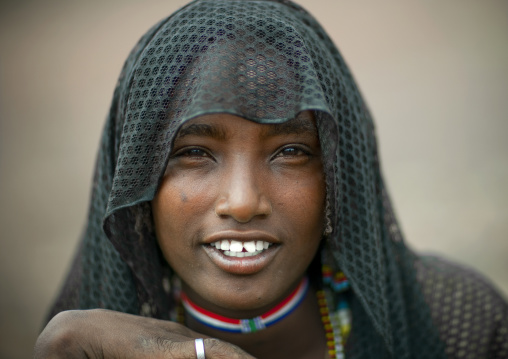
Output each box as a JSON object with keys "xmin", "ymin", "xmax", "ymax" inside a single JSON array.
[
  {"xmin": 319, "ymin": 265, "xmax": 351, "ymax": 359},
  {"xmin": 177, "ymin": 266, "xmax": 351, "ymax": 358},
  {"xmin": 180, "ymin": 276, "xmax": 309, "ymax": 333}
]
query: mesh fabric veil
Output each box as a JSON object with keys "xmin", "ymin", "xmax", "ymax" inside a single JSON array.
[{"xmin": 49, "ymin": 1, "xmax": 508, "ymax": 358}]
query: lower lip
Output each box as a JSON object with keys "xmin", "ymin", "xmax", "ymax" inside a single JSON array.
[{"xmin": 202, "ymin": 245, "xmax": 280, "ymax": 275}]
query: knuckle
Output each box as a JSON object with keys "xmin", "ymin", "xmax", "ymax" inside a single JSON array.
[
  {"xmin": 205, "ymin": 338, "xmax": 249, "ymax": 359},
  {"xmin": 35, "ymin": 311, "xmax": 85, "ymax": 358},
  {"xmin": 155, "ymin": 336, "xmax": 174, "ymax": 352},
  {"xmin": 143, "ymin": 336, "xmax": 184, "ymax": 359}
]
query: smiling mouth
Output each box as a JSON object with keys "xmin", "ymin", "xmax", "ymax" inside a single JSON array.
[{"xmin": 207, "ymin": 239, "xmax": 275, "ymax": 258}]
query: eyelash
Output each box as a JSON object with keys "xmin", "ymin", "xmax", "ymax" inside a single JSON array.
[
  {"xmin": 174, "ymin": 147, "xmax": 211, "ymax": 158},
  {"xmin": 274, "ymin": 145, "xmax": 310, "ymax": 159},
  {"xmin": 173, "ymin": 145, "xmax": 311, "ymax": 161}
]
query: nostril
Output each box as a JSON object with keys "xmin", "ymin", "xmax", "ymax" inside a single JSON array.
[{"xmin": 214, "ymin": 194, "xmax": 272, "ymax": 222}]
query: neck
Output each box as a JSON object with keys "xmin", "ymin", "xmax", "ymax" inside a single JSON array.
[
  {"xmin": 181, "ymin": 277, "xmax": 309, "ymax": 333},
  {"xmin": 184, "ymin": 285, "xmax": 326, "ymax": 359}
]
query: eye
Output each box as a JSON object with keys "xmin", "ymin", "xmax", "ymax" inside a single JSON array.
[
  {"xmin": 171, "ymin": 146, "xmax": 213, "ymax": 160},
  {"xmin": 271, "ymin": 145, "xmax": 314, "ymax": 166},
  {"xmin": 180, "ymin": 147, "xmax": 209, "ymax": 157},
  {"xmin": 165, "ymin": 146, "xmax": 215, "ymax": 174},
  {"xmin": 275, "ymin": 145, "xmax": 309, "ymax": 158}
]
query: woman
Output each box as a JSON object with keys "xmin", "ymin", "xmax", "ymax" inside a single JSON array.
[{"xmin": 35, "ymin": 0, "xmax": 508, "ymax": 358}]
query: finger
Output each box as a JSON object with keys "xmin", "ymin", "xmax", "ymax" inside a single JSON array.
[
  {"xmin": 135, "ymin": 337, "xmax": 197, "ymax": 359},
  {"xmin": 147, "ymin": 338, "xmax": 256, "ymax": 359},
  {"xmin": 203, "ymin": 338, "xmax": 257, "ymax": 359}
]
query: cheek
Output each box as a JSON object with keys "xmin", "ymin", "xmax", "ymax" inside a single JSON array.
[
  {"xmin": 151, "ymin": 175, "xmax": 213, "ymax": 259},
  {"xmin": 272, "ymin": 176, "xmax": 325, "ymax": 276},
  {"xmin": 154, "ymin": 173, "xmax": 213, "ymax": 224},
  {"xmin": 275, "ymin": 173, "xmax": 326, "ymax": 231},
  {"xmin": 269, "ymin": 173, "xmax": 326, "ymax": 269}
]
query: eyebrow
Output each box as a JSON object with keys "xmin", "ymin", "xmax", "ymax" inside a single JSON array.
[
  {"xmin": 175, "ymin": 113, "xmax": 317, "ymax": 140},
  {"xmin": 264, "ymin": 114, "xmax": 317, "ymax": 137},
  {"xmin": 176, "ymin": 123, "xmax": 228, "ymax": 141}
]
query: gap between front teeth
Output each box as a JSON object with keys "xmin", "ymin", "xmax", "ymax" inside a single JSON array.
[{"xmin": 210, "ymin": 239, "xmax": 271, "ymax": 256}]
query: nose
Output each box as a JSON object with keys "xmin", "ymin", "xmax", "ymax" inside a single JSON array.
[{"xmin": 214, "ymin": 163, "xmax": 272, "ymax": 223}]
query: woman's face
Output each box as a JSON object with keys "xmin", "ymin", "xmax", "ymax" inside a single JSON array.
[{"xmin": 152, "ymin": 111, "xmax": 325, "ymax": 318}]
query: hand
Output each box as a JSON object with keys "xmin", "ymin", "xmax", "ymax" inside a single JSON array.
[{"xmin": 34, "ymin": 309, "xmax": 256, "ymax": 358}]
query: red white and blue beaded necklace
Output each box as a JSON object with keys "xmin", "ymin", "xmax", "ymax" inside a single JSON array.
[
  {"xmin": 180, "ymin": 276, "xmax": 309, "ymax": 334},
  {"xmin": 179, "ymin": 268, "xmax": 351, "ymax": 358}
]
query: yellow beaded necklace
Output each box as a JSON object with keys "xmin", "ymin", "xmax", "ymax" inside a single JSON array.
[{"xmin": 319, "ymin": 265, "xmax": 352, "ymax": 359}]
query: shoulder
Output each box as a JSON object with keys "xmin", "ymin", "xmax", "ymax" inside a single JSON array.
[{"xmin": 414, "ymin": 255, "xmax": 508, "ymax": 358}]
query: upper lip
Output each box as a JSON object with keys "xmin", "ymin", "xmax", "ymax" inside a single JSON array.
[{"xmin": 203, "ymin": 230, "xmax": 279, "ymax": 245}]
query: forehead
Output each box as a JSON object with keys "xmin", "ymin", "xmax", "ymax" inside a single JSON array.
[{"xmin": 176, "ymin": 111, "xmax": 317, "ymax": 140}]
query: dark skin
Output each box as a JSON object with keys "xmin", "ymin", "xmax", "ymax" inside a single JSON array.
[
  {"xmin": 35, "ymin": 309, "xmax": 255, "ymax": 359},
  {"xmin": 184, "ymin": 286, "xmax": 326, "ymax": 359},
  {"xmin": 35, "ymin": 112, "xmax": 327, "ymax": 358}
]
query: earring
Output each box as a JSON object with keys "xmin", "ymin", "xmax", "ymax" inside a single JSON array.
[{"xmin": 323, "ymin": 197, "xmax": 333, "ymax": 237}]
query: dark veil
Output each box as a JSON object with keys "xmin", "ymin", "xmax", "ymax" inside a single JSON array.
[{"xmin": 49, "ymin": 1, "xmax": 508, "ymax": 357}]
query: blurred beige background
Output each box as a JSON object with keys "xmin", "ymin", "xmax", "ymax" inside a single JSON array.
[{"xmin": 1, "ymin": 0, "xmax": 507, "ymax": 357}]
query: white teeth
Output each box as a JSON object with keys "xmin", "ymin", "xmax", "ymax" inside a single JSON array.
[
  {"xmin": 224, "ymin": 250, "xmax": 262, "ymax": 257},
  {"xmin": 230, "ymin": 240, "xmax": 243, "ymax": 252},
  {"xmin": 256, "ymin": 241, "xmax": 264, "ymax": 251},
  {"xmin": 220, "ymin": 240, "xmax": 230, "ymax": 251},
  {"xmin": 244, "ymin": 241, "xmax": 256, "ymax": 253},
  {"xmin": 210, "ymin": 240, "xmax": 273, "ymax": 256}
]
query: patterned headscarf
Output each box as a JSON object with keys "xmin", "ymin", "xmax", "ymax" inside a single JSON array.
[{"xmin": 49, "ymin": 1, "xmax": 508, "ymax": 357}]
